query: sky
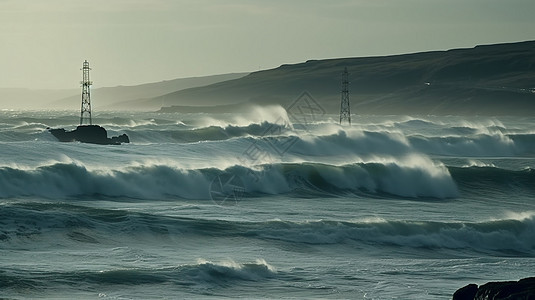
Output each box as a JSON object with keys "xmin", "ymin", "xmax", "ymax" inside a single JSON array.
[{"xmin": 1, "ymin": 0, "xmax": 534, "ymax": 89}]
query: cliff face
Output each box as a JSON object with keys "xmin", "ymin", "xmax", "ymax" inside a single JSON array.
[
  {"xmin": 453, "ymin": 277, "xmax": 535, "ymax": 300},
  {"xmin": 155, "ymin": 41, "xmax": 535, "ymax": 115}
]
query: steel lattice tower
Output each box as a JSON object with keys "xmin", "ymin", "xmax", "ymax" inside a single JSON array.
[
  {"xmin": 80, "ymin": 60, "xmax": 93, "ymax": 125},
  {"xmin": 340, "ymin": 67, "xmax": 351, "ymax": 125}
]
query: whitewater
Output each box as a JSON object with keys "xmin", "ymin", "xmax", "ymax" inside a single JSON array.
[{"xmin": 1, "ymin": 107, "xmax": 534, "ymax": 299}]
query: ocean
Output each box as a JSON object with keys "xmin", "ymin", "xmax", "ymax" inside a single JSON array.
[{"xmin": 1, "ymin": 105, "xmax": 534, "ymax": 299}]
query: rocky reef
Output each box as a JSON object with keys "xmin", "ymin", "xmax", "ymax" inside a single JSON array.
[
  {"xmin": 453, "ymin": 277, "xmax": 535, "ymax": 300},
  {"xmin": 49, "ymin": 125, "xmax": 129, "ymax": 145}
]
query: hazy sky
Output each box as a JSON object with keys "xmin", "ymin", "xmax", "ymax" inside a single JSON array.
[{"xmin": 1, "ymin": 0, "xmax": 534, "ymax": 89}]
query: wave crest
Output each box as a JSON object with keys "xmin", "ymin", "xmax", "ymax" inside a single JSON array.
[
  {"xmin": 187, "ymin": 258, "xmax": 276, "ymax": 283},
  {"xmin": 3, "ymin": 203, "xmax": 533, "ymax": 255},
  {"xmin": 0, "ymin": 258, "xmax": 277, "ymax": 290},
  {"xmin": 252, "ymin": 215, "xmax": 535, "ymax": 254},
  {"xmin": 0, "ymin": 158, "xmax": 458, "ymax": 199}
]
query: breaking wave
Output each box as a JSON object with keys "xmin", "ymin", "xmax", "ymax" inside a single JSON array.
[
  {"xmin": 408, "ymin": 133, "xmax": 519, "ymax": 156},
  {"xmin": 2, "ymin": 111, "xmax": 535, "ymax": 158},
  {"xmin": 125, "ymin": 121, "xmax": 291, "ymax": 143},
  {"xmin": 0, "ymin": 258, "xmax": 276, "ymax": 289},
  {"xmin": 0, "ymin": 157, "xmax": 458, "ymax": 199},
  {"xmin": 4, "ymin": 161, "xmax": 532, "ymax": 201}
]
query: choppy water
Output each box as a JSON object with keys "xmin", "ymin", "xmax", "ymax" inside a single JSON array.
[{"xmin": 1, "ymin": 107, "xmax": 534, "ymax": 299}]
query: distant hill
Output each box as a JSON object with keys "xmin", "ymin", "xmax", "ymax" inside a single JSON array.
[
  {"xmin": 1, "ymin": 73, "xmax": 247, "ymax": 110},
  {"xmin": 0, "ymin": 88, "xmax": 77, "ymax": 110},
  {"xmin": 49, "ymin": 73, "xmax": 248, "ymax": 111},
  {"xmin": 156, "ymin": 41, "xmax": 535, "ymax": 115}
]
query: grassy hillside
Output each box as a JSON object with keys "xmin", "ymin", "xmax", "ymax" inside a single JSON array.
[{"xmin": 156, "ymin": 41, "xmax": 535, "ymax": 115}]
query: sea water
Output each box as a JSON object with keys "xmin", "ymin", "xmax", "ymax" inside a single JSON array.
[{"xmin": 1, "ymin": 106, "xmax": 534, "ymax": 299}]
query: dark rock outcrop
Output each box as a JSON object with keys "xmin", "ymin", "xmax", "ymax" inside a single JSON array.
[
  {"xmin": 453, "ymin": 284, "xmax": 478, "ymax": 300},
  {"xmin": 453, "ymin": 277, "xmax": 535, "ymax": 300},
  {"xmin": 49, "ymin": 125, "xmax": 130, "ymax": 145}
]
